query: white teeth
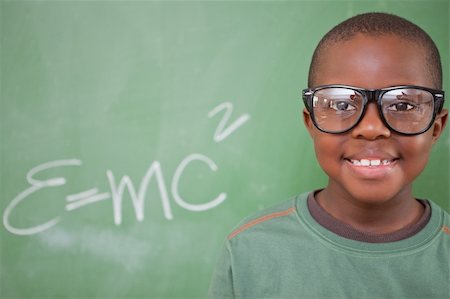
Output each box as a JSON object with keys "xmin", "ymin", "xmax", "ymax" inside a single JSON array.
[
  {"xmin": 352, "ymin": 160, "xmax": 361, "ymax": 166},
  {"xmin": 350, "ymin": 159, "xmax": 392, "ymax": 166},
  {"xmin": 370, "ymin": 160, "xmax": 381, "ymax": 166},
  {"xmin": 361, "ymin": 159, "xmax": 370, "ymax": 166}
]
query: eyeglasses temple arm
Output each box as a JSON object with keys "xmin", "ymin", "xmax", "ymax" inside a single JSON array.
[
  {"xmin": 436, "ymin": 93, "xmax": 445, "ymax": 113},
  {"xmin": 302, "ymin": 90, "xmax": 313, "ymax": 111}
]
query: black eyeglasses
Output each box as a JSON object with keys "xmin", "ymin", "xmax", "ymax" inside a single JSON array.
[{"xmin": 302, "ymin": 85, "xmax": 445, "ymax": 135}]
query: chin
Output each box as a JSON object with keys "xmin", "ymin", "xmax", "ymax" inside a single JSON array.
[{"xmin": 346, "ymin": 185, "xmax": 405, "ymax": 207}]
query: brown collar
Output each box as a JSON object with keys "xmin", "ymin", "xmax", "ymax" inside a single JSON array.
[{"xmin": 307, "ymin": 192, "xmax": 431, "ymax": 243}]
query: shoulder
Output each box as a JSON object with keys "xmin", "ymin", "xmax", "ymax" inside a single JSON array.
[
  {"xmin": 434, "ymin": 202, "xmax": 450, "ymax": 235},
  {"xmin": 428, "ymin": 200, "xmax": 450, "ymax": 237},
  {"xmin": 227, "ymin": 192, "xmax": 309, "ymax": 241}
]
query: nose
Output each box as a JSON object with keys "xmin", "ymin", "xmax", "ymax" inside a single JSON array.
[{"xmin": 351, "ymin": 103, "xmax": 391, "ymax": 140}]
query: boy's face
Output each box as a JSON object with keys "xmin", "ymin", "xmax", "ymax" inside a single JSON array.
[{"xmin": 304, "ymin": 34, "xmax": 448, "ymax": 204}]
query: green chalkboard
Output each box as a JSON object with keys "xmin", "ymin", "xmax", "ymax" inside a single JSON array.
[{"xmin": 1, "ymin": 1, "xmax": 448, "ymax": 298}]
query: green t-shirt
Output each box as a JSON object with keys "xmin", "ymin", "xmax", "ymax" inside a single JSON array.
[{"xmin": 209, "ymin": 192, "xmax": 450, "ymax": 298}]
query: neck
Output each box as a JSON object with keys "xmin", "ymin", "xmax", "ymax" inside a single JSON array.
[{"xmin": 316, "ymin": 184, "xmax": 424, "ymax": 234}]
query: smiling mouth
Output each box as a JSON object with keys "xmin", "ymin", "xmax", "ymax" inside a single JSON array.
[{"xmin": 346, "ymin": 158, "xmax": 397, "ymax": 166}]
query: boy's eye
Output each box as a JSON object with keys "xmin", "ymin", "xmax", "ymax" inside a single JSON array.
[
  {"xmin": 330, "ymin": 101, "xmax": 356, "ymax": 111},
  {"xmin": 387, "ymin": 102, "xmax": 415, "ymax": 112}
]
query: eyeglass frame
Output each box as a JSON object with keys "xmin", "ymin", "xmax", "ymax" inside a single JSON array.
[{"xmin": 302, "ymin": 84, "xmax": 445, "ymax": 136}]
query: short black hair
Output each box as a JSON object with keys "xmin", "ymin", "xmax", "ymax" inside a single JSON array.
[{"xmin": 308, "ymin": 12, "xmax": 442, "ymax": 89}]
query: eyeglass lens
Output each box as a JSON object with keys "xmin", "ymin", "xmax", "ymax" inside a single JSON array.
[{"xmin": 312, "ymin": 87, "xmax": 435, "ymax": 134}]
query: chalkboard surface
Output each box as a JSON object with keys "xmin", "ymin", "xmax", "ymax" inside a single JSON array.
[{"xmin": 1, "ymin": 1, "xmax": 448, "ymax": 298}]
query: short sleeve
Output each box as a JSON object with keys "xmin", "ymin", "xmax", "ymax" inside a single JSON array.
[{"xmin": 208, "ymin": 241, "xmax": 235, "ymax": 298}]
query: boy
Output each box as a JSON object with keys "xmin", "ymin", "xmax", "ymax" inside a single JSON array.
[{"xmin": 209, "ymin": 12, "xmax": 449, "ymax": 298}]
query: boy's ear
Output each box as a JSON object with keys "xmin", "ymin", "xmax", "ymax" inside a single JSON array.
[
  {"xmin": 431, "ymin": 108, "xmax": 448, "ymax": 144},
  {"xmin": 303, "ymin": 108, "xmax": 315, "ymax": 137}
]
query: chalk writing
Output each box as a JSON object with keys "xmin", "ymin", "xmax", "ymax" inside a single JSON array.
[
  {"xmin": 3, "ymin": 159, "xmax": 81, "ymax": 236},
  {"xmin": 106, "ymin": 161, "xmax": 173, "ymax": 225},
  {"xmin": 3, "ymin": 102, "xmax": 250, "ymax": 236},
  {"xmin": 3, "ymin": 154, "xmax": 225, "ymax": 235},
  {"xmin": 208, "ymin": 102, "xmax": 250, "ymax": 142},
  {"xmin": 172, "ymin": 153, "xmax": 227, "ymax": 212},
  {"xmin": 65, "ymin": 188, "xmax": 110, "ymax": 212}
]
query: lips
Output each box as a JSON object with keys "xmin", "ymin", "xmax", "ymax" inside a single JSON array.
[
  {"xmin": 344, "ymin": 149, "xmax": 399, "ymax": 164},
  {"xmin": 348, "ymin": 158, "xmax": 396, "ymax": 166},
  {"xmin": 343, "ymin": 152, "xmax": 399, "ymax": 179}
]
